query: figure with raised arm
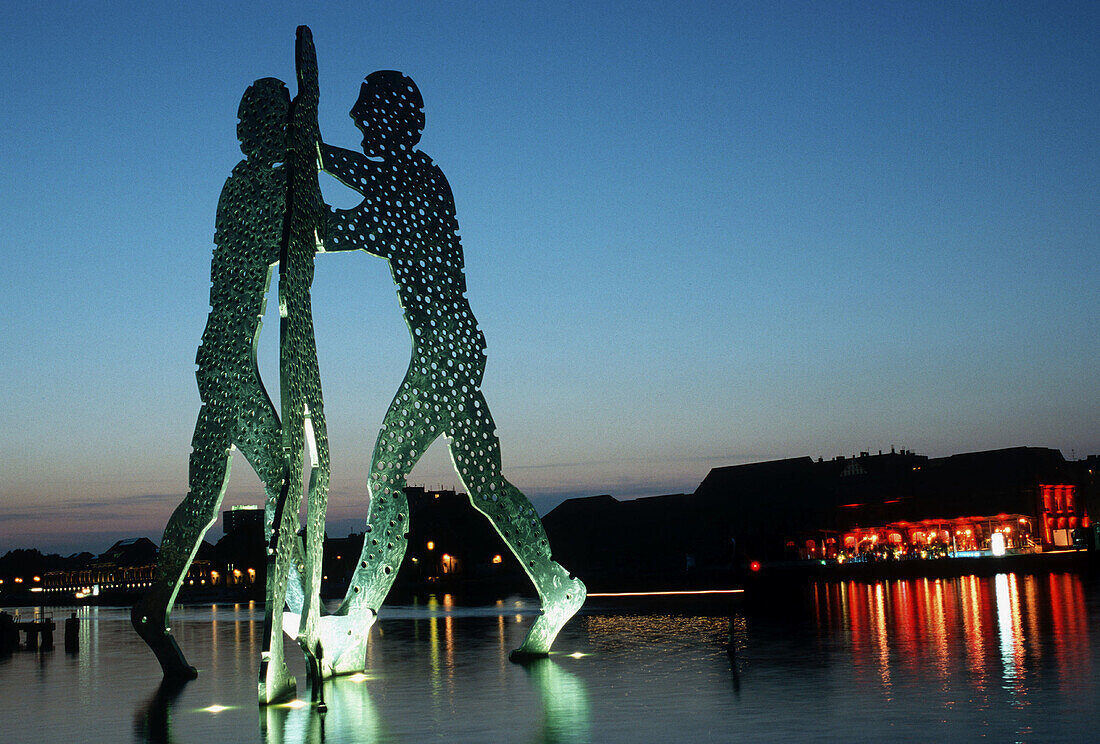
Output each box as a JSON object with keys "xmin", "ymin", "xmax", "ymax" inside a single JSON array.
[
  {"xmin": 133, "ymin": 28, "xmax": 332, "ymax": 704},
  {"xmin": 267, "ymin": 26, "xmax": 331, "ymax": 703},
  {"xmin": 315, "ymin": 70, "xmax": 585, "ymax": 672}
]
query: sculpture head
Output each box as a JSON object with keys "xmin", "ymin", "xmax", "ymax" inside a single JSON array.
[
  {"xmin": 237, "ymin": 77, "xmax": 290, "ymax": 163},
  {"xmin": 351, "ymin": 70, "xmax": 424, "ymax": 157}
]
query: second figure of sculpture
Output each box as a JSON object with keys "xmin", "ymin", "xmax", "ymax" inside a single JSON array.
[{"xmin": 132, "ymin": 27, "xmax": 584, "ymax": 703}]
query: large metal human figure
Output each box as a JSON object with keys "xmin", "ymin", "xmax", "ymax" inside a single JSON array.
[
  {"xmin": 130, "ymin": 77, "xmax": 289, "ymax": 682},
  {"xmin": 314, "ymin": 70, "xmax": 585, "ymax": 672},
  {"xmin": 133, "ymin": 29, "xmax": 330, "ymax": 704},
  {"xmin": 265, "ymin": 27, "xmax": 331, "ymax": 703}
]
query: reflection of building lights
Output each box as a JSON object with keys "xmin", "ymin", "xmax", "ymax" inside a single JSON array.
[
  {"xmin": 285, "ymin": 700, "xmax": 308, "ymax": 709},
  {"xmin": 426, "ymin": 541, "xmax": 435, "ymax": 551},
  {"xmin": 349, "ymin": 673, "xmax": 369, "ymax": 683},
  {"xmin": 233, "ymin": 569, "xmax": 242, "ymax": 578},
  {"xmin": 14, "ymin": 577, "xmax": 23, "ymax": 584},
  {"xmin": 203, "ymin": 705, "xmax": 229, "ymax": 714},
  {"xmin": 569, "ymin": 652, "xmax": 589, "ymax": 658},
  {"xmin": 33, "ymin": 576, "xmax": 41, "ymax": 582}
]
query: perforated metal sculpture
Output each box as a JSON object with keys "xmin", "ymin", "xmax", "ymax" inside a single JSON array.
[
  {"xmin": 133, "ymin": 28, "xmax": 330, "ymax": 704},
  {"xmin": 312, "ymin": 69, "xmax": 585, "ymax": 669},
  {"xmin": 135, "ymin": 26, "xmax": 583, "ymax": 703}
]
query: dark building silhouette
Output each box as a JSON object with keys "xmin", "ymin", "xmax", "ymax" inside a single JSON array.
[
  {"xmin": 397, "ymin": 487, "xmax": 523, "ymax": 585},
  {"xmin": 543, "ymin": 446, "xmax": 1096, "ymax": 587},
  {"xmin": 223, "ymin": 504, "xmax": 265, "ymax": 537},
  {"xmin": 22, "ymin": 447, "xmax": 1098, "ymax": 601}
]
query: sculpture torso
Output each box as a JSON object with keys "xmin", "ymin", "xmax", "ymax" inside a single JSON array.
[
  {"xmin": 324, "ymin": 145, "xmax": 486, "ymax": 382},
  {"xmin": 196, "ymin": 158, "xmax": 285, "ymax": 404}
]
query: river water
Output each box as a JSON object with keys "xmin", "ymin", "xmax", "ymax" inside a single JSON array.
[{"xmin": 2, "ymin": 572, "xmax": 1098, "ymax": 742}]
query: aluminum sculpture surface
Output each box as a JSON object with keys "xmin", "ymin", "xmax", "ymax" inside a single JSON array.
[
  {"xmin": 134, "ymin": 26, "xmax": 583, "ymax": 703},
  {"xmin": 311, "ymin": 69, "xmax": 585, "ymax": 670}
]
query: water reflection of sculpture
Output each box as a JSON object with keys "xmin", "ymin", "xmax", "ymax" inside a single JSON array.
[{"xmin": 256, "ymin": 652, "xmax": 589, "ymax": 744}]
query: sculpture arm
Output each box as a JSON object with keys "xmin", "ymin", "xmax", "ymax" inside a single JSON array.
[
  {"xmin": 319, "ymin": 143, "xmax": 366, "ymax": 188},
  {"xmin": 295, "ymin": 27, "xmax": 319, "ymax": 111},
  {"xmin": 324, "ymin": 207, "xmax": 389, "ymax": 258},
  {"xmin": 317, "ymin": 144, "xmax": 390, "ymax": 258}
]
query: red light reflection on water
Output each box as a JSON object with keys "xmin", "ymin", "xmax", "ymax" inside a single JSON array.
[
  {"xmin": 1048, "ymin": 573, "xmax": 1089, "ymax": 693},
  {"xmin": 811, "ymin": 573, "xmax": 1093, "ymax": 699}
]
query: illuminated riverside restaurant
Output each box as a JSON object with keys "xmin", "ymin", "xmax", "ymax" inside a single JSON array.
[
  {"xmin": 831, "ymin": 514, "xmax": 1037, "ymax": 561},
  {"xmin": 796, "ymin": 478, "xmax": 1089, "ymax": 564}
]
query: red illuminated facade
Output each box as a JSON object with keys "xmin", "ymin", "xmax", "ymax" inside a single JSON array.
[{"xmin": 1039, "ymin": 484, "xmax": 1087, "ymax": 546}]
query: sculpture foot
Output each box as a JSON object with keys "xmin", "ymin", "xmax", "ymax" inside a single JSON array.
[
  {"xmin": 258, "ymin": 658, "xmax": 297, "ymax": 705},
  {"xmin": 131, "ymin": 601, "xmax": 198, "ymax": 680},
  {"xmin": 508, "ymin": 647, "xmax": 550, "ymax": 663},
  {"xmin": 316, "ymin": 609, "xmax": 376, "ymax": 677},
  {"xmin": 511, "ymin": 572, "xmax": 586, "ymax": 660}
]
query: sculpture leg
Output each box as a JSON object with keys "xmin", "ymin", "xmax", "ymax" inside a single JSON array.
[
  {"xmin": 321, "ymin": 377, "xmax": 442, "ymax": 675},
  {"xmin": 132, "ymin": 406, "xmax": 233, "ymax": 679},
  {"xmin": 232, "ymin": 383, "xmax": 311, "ymax": 636},
  {"xmin": 259, "ymin": 467, "xmax": 301, "ymax": 704},
  {"xmin": 447, "ymin": 392, "xmax": 585, "ymax": 659},
  {"xmin": 296, "ymin": 401, "xmax": 330, "ymax": 683}
]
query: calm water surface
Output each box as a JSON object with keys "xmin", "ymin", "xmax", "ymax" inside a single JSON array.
[{"xmin": 2, "ymin": 573, "xmax": 1098, "ymax": 742}]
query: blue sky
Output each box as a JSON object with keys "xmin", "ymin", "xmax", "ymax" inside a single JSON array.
[{"xmin": 1, "ymin": 1, "xmax": 1097, "ymax": 553}]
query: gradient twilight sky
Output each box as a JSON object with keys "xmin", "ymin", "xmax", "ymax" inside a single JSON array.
[{"xmin": 1, "ymin": 1, "xmax": 1097, "ymax": 554}]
